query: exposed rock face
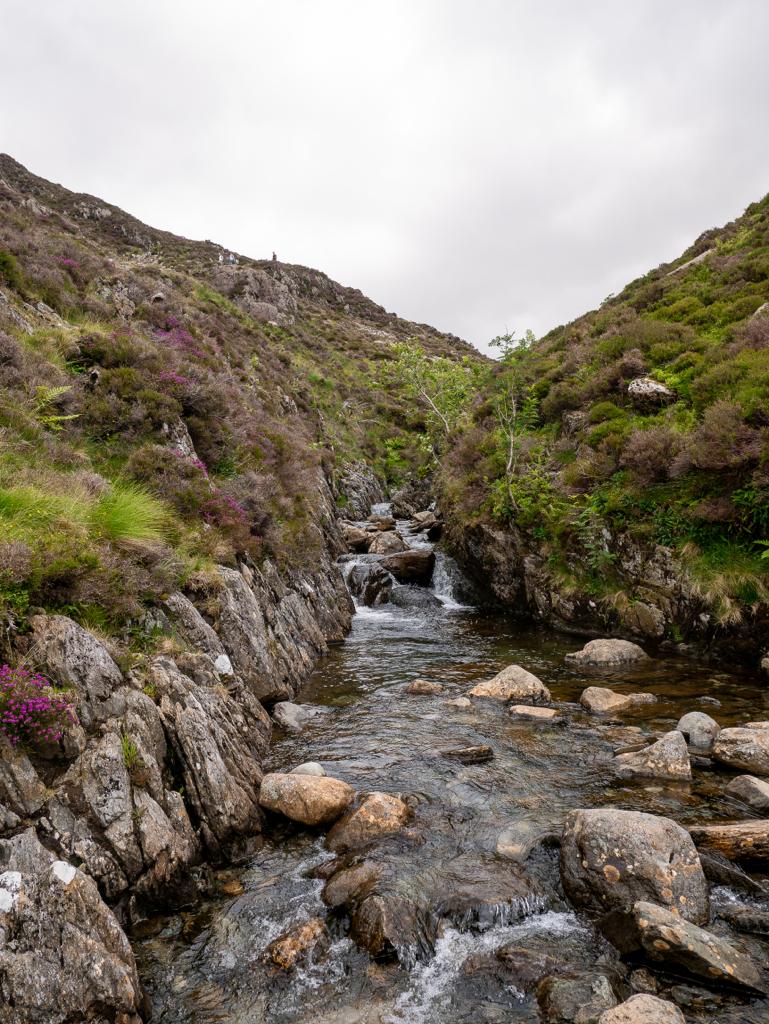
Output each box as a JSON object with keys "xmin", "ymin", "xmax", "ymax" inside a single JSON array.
[
  {"xmin": 627, "ymin": 377, "xmax": 675, "ymax": 407},
  {"xmin": 468, "ymin": 664, "xmax": 550, "ymax": 702},
  {"xmin": 566, "ymin": 639, "xmax": 649, "ymax": 667},
  {"xmin": 675, "ymin": 711, "xmax": 720, "ymax": 752},
  {"xmin": 612, "ymin": 731, "xmax": 692, "ymax": 781},
  {"xmin": 598, "ymin": 994, "xmax": 685, "ymax": 1024},
  {"xmin": 631, "ymin": 900, "xmax": 766, "ymax": 993},
  {"xmin": 368, "ymin": 531, "xmax": 408, "ymax": 555},
  {"xmin": 0, "ymin": 830, "xmax": 143, "ymax": 1024},
  {"xmin": 725, "ymin": 774, "xmax": 769, "ymax": 812},
  {"xmin": 258, "ymin": 773, "xmax": 356, "ymax": 826},
  {"xmin": 380, "ymin": 549, "xmax": 435, "ymax": 584},
  {"xmin": 712, "ymin": 727, "xmax": 769, "ymax": 775},
  {"xmin": 560, "ymin": 809, "xmax": 708, "ymax": 925},
  {"xmin": 338, "ymin": 461, "xmax": 387, "ymax": 519},
  {"xmin": 580, "ymin": 687, "xmax": 657, "ymax": 714},
  {"xmin": 347, "ymin": 562, "xmax": 393, "ymax": 607},
  {"xmin": 327, "ymin": 792, "xmax": 411, "ymax": 852}
]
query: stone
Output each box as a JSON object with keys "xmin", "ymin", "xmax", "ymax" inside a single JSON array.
[
  {"xmin": 412, "ymin": 510, "xmax": 439, "ymax": 530},
  {"xmin": 389, "ymin": 585, "xmax": 442, "ymax": 608},
  {"xmin": 368, "ymin": 531, "xmax": 407, "ymax": 555},
  {"xmin": 347, "ymin": 562, "xmax": 393, "ymax": 607},
  {"xmin": 368, "ymin": 514, "xmax": 396, "ymax": 531},
  {"xmin": 560, "ymin": 809, "xmax": 708, "ymax": 925},
  {"xmin": 350, "ymin": 892, "xmax": 421, "ymax": 958},
  {"xmin": 291, "ymin": 762, "xmax": 326, "ymax": 777},
  {"xmin": 327, "ymin": 792, "xmax": 411, "ymax": 852},
  {"xmin": 259, "ymin": 773, "xmax": 355, "ymax": 826},
  {"xmin": 712, "ymin": 727, "xmax": 769, "ymax": 775},
  {"xmin": 627, "ymin": 377, "xmax": 676, "ymax": 406},
  {"xmin": 445, "ymin": 696, "xmax": 472, "ymax": 709},
  {"xmin": 468, "ymin": 664, "xmax": 550, "ymax": 702},
  {"xmin": 342, "ymin": 523, "xmax": 371, "ymax": 552},
  {"xmin": 719, "ymin": 903, "xmax": 769, "ymax": 938},
  {"xmin": 598, "ymin": 994, "xmax": 685, "ymax": 1024},
  {"xmin": 272, "ymin": 701, "xmax": 319, "ymax": 732},
  {"xmin": 442, "ymin": 745, "xmax": 494, "ymax": 764},
  {"xmin": 496, "ymin": 821, "xmax": 558, "ymax": 863},
  {"xmin": 538, "ymin": 972, "xmax": 618, "ymax": 1023},
  {"xmin": 725, "ymin": 774, "xmax": 769, "ymax": 812},
  {"xmin": 580, "ymin": 687, "xmax": 657, "ymax": 714},
  {"xmin": 675, "ymin": 711, "xmax": 720, "ymax": 752},
  {"xmin": 380, "ymin": 548, "xmax": 435, "ymax": 584},
  {"xmin": 631, "ymin": 901, "xmax": 766, "ymax": 993},
  {"xmin": 405, "ymin": 679, "xmax": 443, "ymax": 695},
  {"xmin": 612, "ymin": 731, "xmax": 692, "ymax": 781},
  {"xmin": 162, "ymin": 591, "xmax": 225, "ymax": 658},
  {"xmin": 509, "ymin": 704, "xmax": 560, "ymax": 721},
  {"xmin": 688, "ymin": 820, "xmax": 769, "ymax": 862},
  {"xmin": 566, "ymin": 639, "xmax": 649, "ymax": 667},
  {"xmin": 265, "ymin": 917, "xmax": 330, "ymax": 970},
  {"xmin": 322, "ymin": 859, "xmax": 383, "ymax": 909}
]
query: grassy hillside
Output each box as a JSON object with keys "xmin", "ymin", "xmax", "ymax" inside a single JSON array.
[
  {"xmin": 442, "ymin": 194, "xmax": 769, "ymax": 631},
  {"xmin": 0, "ymin": 155, "xmax": 478, "ymax": 632}
]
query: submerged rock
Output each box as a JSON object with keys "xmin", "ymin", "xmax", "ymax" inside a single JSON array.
[
  {"xmin": 468, "ymin": 664, "xmax": 550, "ymax": 702},
  {"xmin": 322, "ymin": 858, "xmax": 383, "ymax": 909},
  {"xmin": 612, "ymin": 731, "xmax": 692, "ymax": 781},
  {"xmin": 444, "ymin": 696, "xmax": 472, "ymax": 709},
  {"xmin": 380, "ymin": 548, "xmax": 435, "ymax": 584},
  {"xmin": 580, "ymin": 687, "xmax": 656, "ymax": 714},
  {"xmin": 327, "ymin": 792, "xmax": 411, "ymax": 852},
  {"xmin": 389, "ymin": 585, "xmax": 443, "ymax": 609},
  {"xmin": 560, "ymin": 809, "xmax": 708, "ymax": 925},
  {"xmin": 675, "ymin": 711, "xmax": 720, "ymax": 753},
  {"xmin": 725, "ymin": 774, "xmax": 769, "ymax": 812},
  {"xmin": 631, "ymin": 900, "xmax": 766, "ymax": 993},
  {"xmin": 265, "ymin": 917, "xmax": 330, "ymax": 970},
  {"xmin": 712, "ymin": 727, "xmax": 769, "ymax": 775},
  {"xmin": 509, "ymin": 705, "xmax": 560, "ymax": 721},
  {"xmin": 598, "ymin": 994, "xmax": 685, "ymax": 1023},
  {"xmin": 566, "ymin": 639, "xmax": 648, "ymax": 667},
  {"xmin": 272, "ymin": 701, "xmax": 319, "ymax": 732},
  {"xmin": 258, "ymin": 773, "xmax": 355, "ymax": 826},
  {"xmin": 405, "ymin": 679, "xmax": 444, "ymax": 695}
]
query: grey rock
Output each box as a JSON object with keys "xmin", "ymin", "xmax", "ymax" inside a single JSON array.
[
  {"xmin": 598, "ymin": 994, "xmax": 685, "ymax": 1023},
  {"xmin": 272, "ymin": 701, "xmax": 320, "ymax": 732},
  {"xmin": 338, "ymin": 461, "xmax": 387, "ymax": 519},
  {"xmin": 725, "ymin": 774, "xmax": 769, "ymax": 812},
  {"xmin": 468, "ymin": 664, "xmax": 550, "ymax": 702},
  {"xmin": 368, "ymin": 531, "xmax": 408, "ymax": 555},
  {"xmin": 380, "ymin": 548, "xmax": 435, "ymax": 584},
  {"xmin": 566, "ymin": 639, "xmax": 648, "ymax": 667},
  {"xmin": 291, "ymin": 762, "xmax": 326, "ymax": 777},
  {"xmin": 627, "ymin": 377, "xmax": 675, "ymax": 406},
  {"xmin": 712, "ymin": 727, "xmax": 769, "ymax": 775},
  {"xmin": 580, "ymin": 687, "xmax": 656, "ymax": 714},
  {"xmin": 163, "ymin": 590, "xmax": 225, "ymax": 657},
  {"xmin": 347, "ymin": 562, "xmax": 393, "ymax": 607},
  {"xmin": 675, "ymin": 711, "xmax": 720, "ymax": 752},
  {"xmin": 560, "ymin": 809, "xmax": 708, "ymax": 925},
  {"xmin": 0, "ymin": 741, "xmax": 47, "ymax": 817},
  {"xmin": 612, "ymin": 731, "xmax": 692, "ymax": 781},
  {"xmin": 538, "ymin": 973, "xmax": 618, "ymax": 1023},
  {"xmin": 389, "ymin": 585, "xmax": 442, "ymax": 609}
]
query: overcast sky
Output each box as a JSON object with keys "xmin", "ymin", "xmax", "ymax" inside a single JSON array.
[{"xmin": 2, "ymin": 1, "xmax": 768, "ymax": 352}]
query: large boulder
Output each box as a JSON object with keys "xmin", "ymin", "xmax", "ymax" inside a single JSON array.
[
  {"xmin": 341, "ymin": 523, "xmax": 371, "ymax": 553},
  {"xmin": 627, "ymin": 377, "xmax": 675, "ymax": 407},
  {"xmin": 580, "ymin": 687, "xmax": 657, "ymax": 714},
  {"xmin": 566, "ymin": 639, "xmax": 648, "ymax": 667},
  {"xmin": 712, "ymin": 727, "xmax": 769, "ymax": 775},
  {"xmin": 258, "ymin": 773, "xmax": 355, "ymax": 826},
  {"xmin": 327, "ymin": 792, "xmax": 411, "ymax": 852},
  {"xmin": 675, "ymin": 711, "xmax": 720, "ymax": 753},
  {"xmin": 598, "ymin": 994, "xmax": 684, "ymax": 1024},
  {"xmin": 389, "ymin": 585, "xmax": 442, "ymax": 609},
  {"xmin": 560, "ymin": 809, "xmax": 708, "ymax": 925},
  {"xmin": 612, "ymin": 731, "xmax": 691, "ymax": 781},
  {"xmin": 725, "ymin": 774, "xmax": 769, "ymax": 812},
  {"xmin": 380, "ymin": 549, "xmax": 435, "ymax": 584},
  {"xmin": 347, "ymin": 562, "xmax": 393, "ymax": 607},
  {"xmin": 368, "ymin": 531, "xmax": 407, "ymax": 555},
  {"xmin": 631, "ymin": 901, "xmax": 766, "ymax": 993},
  {"xmin": 468, "ymin": 664, "xmax": 550, "ymax": 702}
]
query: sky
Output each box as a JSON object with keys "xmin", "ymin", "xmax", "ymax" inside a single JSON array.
[{"xmin": 2, "ymin": 1, "xmax": 768, "ymax": 352}]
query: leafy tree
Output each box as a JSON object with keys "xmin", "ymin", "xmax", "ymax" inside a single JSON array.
[{"xmin": 489, "ymin": 328, "xmax": 536, "ymax": 363}]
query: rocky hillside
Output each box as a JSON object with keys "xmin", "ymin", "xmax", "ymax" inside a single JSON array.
[{"xmin": 440, "ymin": 193, "xmax": 769, "ymax": 661}]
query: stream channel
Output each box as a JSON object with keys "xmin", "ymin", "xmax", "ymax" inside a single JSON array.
[{"xmin": 138, "ymin": 508, "xmax": 769, "ymax": 1023}]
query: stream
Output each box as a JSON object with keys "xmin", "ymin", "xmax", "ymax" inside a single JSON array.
[{"xmin": 137, "ymin": 511, "xmax": 769, "ymax": 1023}]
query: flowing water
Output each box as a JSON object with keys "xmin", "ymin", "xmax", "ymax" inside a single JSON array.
[{"xmin": 138, "ymin": 516, "xmax": 769, "ymax": 1023}]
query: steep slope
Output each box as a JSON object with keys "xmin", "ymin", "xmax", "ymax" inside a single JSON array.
[{"xmin": 441, "ymin": 194, "xmax": 769, "ymax": 659}]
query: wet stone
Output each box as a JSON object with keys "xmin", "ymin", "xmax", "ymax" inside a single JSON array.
[
  {"xmin": 442, "ymin": 744, "xmax": 494, "ymax": 764},
  {"xmin": 327, "ymin": 792, "xmax": 412, "ymax": 852},
  {"xmin": 598, "ymin": 994, "xmax": 685, "ymax": 1023},
  {"xmin": 538, "ymin": 972, "xmax": 618, "ymax": 1023},
  {"xmin": 264, "ymin": 917, "xmax": 330, "ymax": 970},
  {"xmin": 405, "ymin": 679, "xmax": 444, "ymax": 695}
]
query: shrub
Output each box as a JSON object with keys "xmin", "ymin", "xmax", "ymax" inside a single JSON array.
[
  {"xmin": 588, "ymin": 401, "xmax": 625, "ymax": 424},
  {"xmin": 621, "ymin": 426, "xmax": 684, "ymax": 484},
  {"xmin": 0, "ymin": 664, "xmax": 77, "ymax": 748},
  {"xmin": 90, "ymin": 482, "xmax": 170, "ymax": 543},
  {"xmin": 0, "ymin": 250, "xmax": 23, "ymax": 292}
]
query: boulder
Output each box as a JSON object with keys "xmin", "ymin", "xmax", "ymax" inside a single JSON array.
[
  {"xmin": 627, "ymin": 377, "xmax": 676, "ymax": 407},
  {"xmin": 580, "ymin": 687, "xmax": 656, "ymax": 714},
  {"xmin": 411, "ymin": 510, "xmax": 439, "ymax": 530},
  {"xmin": 675, "ymin": 711, "xmax": 720, "ymax": 752},
  {"xmin": 350, "ymin": 892, "xmax": 422, "ymax": 959},
  {"xmin": 566, "ymin": 639, "xmax": 649, "ymax": 667},
  {"xmin": 688, "ymin": 820, "xmax": 769, "ymax": 862},
  {"xmin": 347, "ymin": 562, "xmax": 393, "ymax": 606},
  {"xmin": 509, "ymin": 705, "xmax": 560, "ymax": 721},
  {"xmin": 272, "ymin": 701, "xmax": 319, "ymax": 732},
  {"xmin": 258, "ymin": 773, "xmax": 355, "ymax": 826},
  {"xmin": 468, "ymin": 664, "xmax": 550, "ymax": 702},
  {"xmin": 380, "ymin": 548, "xmax": 435, "ymax": 584},
  {"xmin": 713, "ymin": 727, "xmax": 769, "ymax": 775},
  {"xmin": 368, "ymin": 514, "xmax": 396, "ymax": 531},
  {"xmin": 341, "ymin": 523, "xmax": 371, "ymax": 552},
  {"xmin": 538, "ymin": 973, "xmax": 618, "ymax": 1023},
  {"xmin": 560, "ymin": 809, "xmax": 708, "ymax": 925},
  {"xmin": 405, "ymin": 679, "xmax": 443, "ymax": 695},
  {"xmin": 496, "ymin": 821, "xmax": 558, "ymax": 863},
  {"xmin": 291, "ymin": 762, "xmax": 326, "ymax": 777},
  {"xmin": 327, "ymin": 792, "xmax": 411, "ymax": 852},
  {"xmin": 612, "ymin": 731, "xmax": 692, "ymax": 781},
  {"xmin": 368, "ymin": 531, "xmax": 407, "ymax": 555},
  {"xmin": 389, "ymin": 585, "xmax": 442, "ymax": 608},
  {"xmin": 725, "ymin": 774, "xmax": 769, "ymax": 812},
  {"xmin": 322, "ymin": 859, "xmax": 383, "ymax": 909},
  {"xmin": 598, "ymin": 994, "xmax": 685, "ymax": 1024},
  {"xmin": 264, "ymin": 917, "xmax": 330, "ymax": 970},
  {"xmin": 631, "ymin": 901, "xmax": 766, "ymax": 993}
]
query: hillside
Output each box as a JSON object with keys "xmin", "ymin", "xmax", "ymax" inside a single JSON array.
[
  {"xmin": 0, "ymin": 154, "xmax": 478, "ymax": 633},
  {"xmin": 441, "ymin": 192, "xmax": 769, "ymax": 656}
]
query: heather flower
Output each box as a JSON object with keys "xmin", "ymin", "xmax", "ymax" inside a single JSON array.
[{"xmin": 0, "ymin": 665, "xmax": 77, "ymax": 749}]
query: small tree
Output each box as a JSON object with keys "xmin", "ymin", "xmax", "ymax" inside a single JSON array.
[
  {"xmin": 489, "ymin": 328, "xmax": 535, "ymax": 363},
  {"xmin": 493, "ymin": 368, "xmax": 539, "ymax": 511}
]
